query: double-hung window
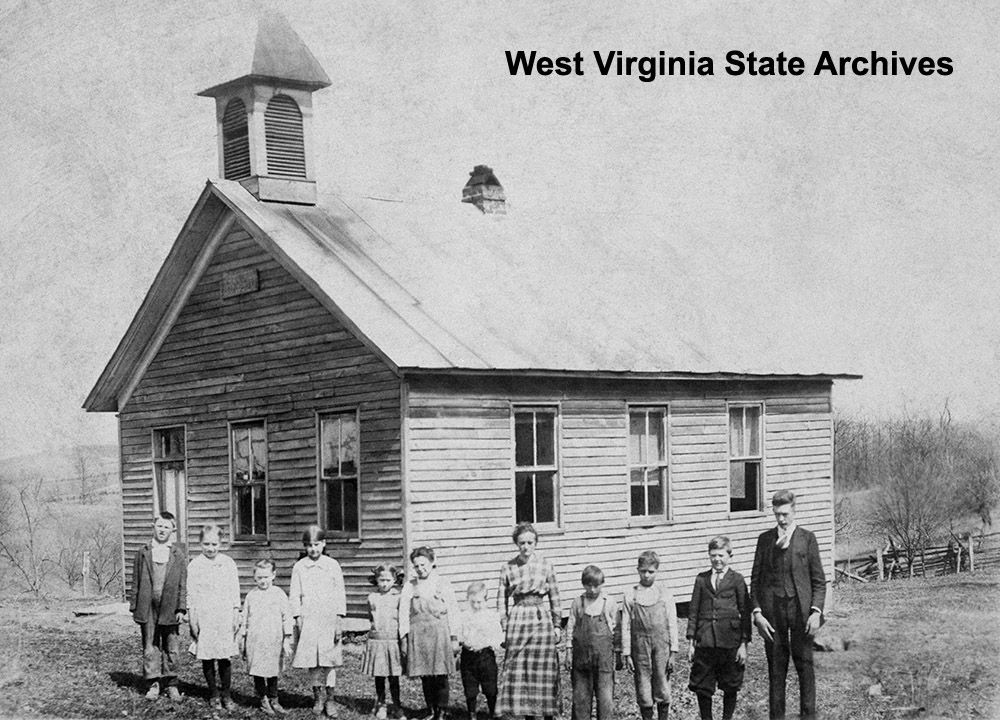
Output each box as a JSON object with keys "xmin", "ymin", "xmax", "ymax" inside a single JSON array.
[
  {"xmin": 319, "ymin": 411, "xmax": 360, "ymax": 537},
  {"xmin": 152, "ymin": 427, "xmax": 187, "ymax": 540},
  {"xmin": 729, "ymin": 405, "xmax": 763, "ymax": 512},
  {"xmin": 628, "ymin": 406, "xmax": 669, "ymax": 519},
  {"xmin": 513, "ymin": 407, "xmax": 559, "ymax": 525},
  {"xmin": 231, "ymin": 421, "xmax": 268, "ymax": 539}
]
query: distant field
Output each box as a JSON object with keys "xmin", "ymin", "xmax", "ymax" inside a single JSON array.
[{"xmin": 0, "ymin": 571, "xmax": 996, "ymax": 719}]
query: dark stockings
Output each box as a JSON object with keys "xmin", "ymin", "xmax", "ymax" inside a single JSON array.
[
  {"xmin": 421, "ymin": 675, "xmax": 448, "ymax": 714},
  {"xmin": 202, "ymin": 659, "xmax": 232, "ymax": 698},
  {"xmin": 696, "ymin": 692, "xmax": 738, "ymax": 720},
  {"xmin": 253, "ymin": 675, "xmax": 279, "ymax": 699},
  {"xmin": 375, "ymin": 676, "xmax": 402, "ymax": 705}
]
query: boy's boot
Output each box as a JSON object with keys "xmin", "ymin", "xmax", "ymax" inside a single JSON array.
[
  {"xmin": 145, "ymin": 681, "xmax": 160, "ymax": 700},
  {"xmin": 639, "ymin": 707, "xmax": 654, "ymax": 720},
  {"xmin": 260, "ymin": 695, "xmax": 276, "ymax": 716},
  {"xmin": 313, "ymin": 687, "xmax": 325, "ymax": 716},
  {"xmin": 325, "ymin": 689, "xmax": 339, "ymax": 718},
  {"xmin": 656, "ymin": 702, "xmax": 670, "ymax": 720},
  {"xmin": 271, "ymin": 696, "xmax": 288, "ymax": 715},
  {"xmin": 165, "ymin": 685, "xmax": 182, "ymax": 702}
]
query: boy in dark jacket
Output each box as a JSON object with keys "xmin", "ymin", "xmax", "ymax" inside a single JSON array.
[
  {"xmin": 130, "ymin": 511, "xmax": 188, "ymax": 701},
  {"xmin": 686, "ymin": 537, "xmax": 752, "ymax": 720}
]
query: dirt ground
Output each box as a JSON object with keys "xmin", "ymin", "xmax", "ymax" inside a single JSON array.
[{"xmin": 0, "ymin": 571, "xmax": 997, "ymax": 720}]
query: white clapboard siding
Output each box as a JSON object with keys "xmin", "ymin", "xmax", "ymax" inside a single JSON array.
[{"xmin": 403, "ymin": 377, "xmax": 835, "ymax": 610}]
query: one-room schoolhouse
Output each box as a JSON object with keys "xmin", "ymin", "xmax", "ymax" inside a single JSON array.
[{"xmin": 84, "ymin": 14, "xmax": 858, "ymax": 619}]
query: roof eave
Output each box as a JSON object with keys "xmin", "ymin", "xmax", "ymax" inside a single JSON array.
[{"xmin": 399, "ymin": 367, "xmax": 862, "ymax": 382}]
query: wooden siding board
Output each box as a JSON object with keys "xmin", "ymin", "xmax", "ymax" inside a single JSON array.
[
  {"xmin": 118, "ymin": 225, "xmax": 404, "ymax": 610},
  {"xmin": 403, "ymin": 376, "xmax": 835, "ymax": 607}
]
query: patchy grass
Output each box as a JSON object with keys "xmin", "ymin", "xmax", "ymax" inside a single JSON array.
[{"xmin": 0, "ymin": 573, "xmax": 998, "ymax": 719}]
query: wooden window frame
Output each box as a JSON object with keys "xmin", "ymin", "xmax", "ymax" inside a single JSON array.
[
  {"xmin": 627, "ymin": 405, "xmax": 672, "ymax": 524},
  {"xmin": 317, "ymin": 408, "xmax": 361, "ymax": 540},
  {"xmin": 728, "ymin": 403, "xmax": 765, "ymax": 514},
  {"xmin": 229, "ymin": 419, "xmax": 269, "ymax": 543},
  {"xmin": 511, "ymin": 404, "xmax": 561, "ymax": 529},
  {"xmin": 151, "ymin": 425, "xmax": 187, "ymax": 542}
]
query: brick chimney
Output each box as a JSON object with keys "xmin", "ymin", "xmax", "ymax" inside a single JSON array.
[{"xmin": 462, "ymin": 165, "xmax": 506, "ymax": 214}]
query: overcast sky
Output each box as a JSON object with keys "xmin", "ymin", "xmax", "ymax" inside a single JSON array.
[{"xmin": 1, "ymin": 0, "xmax": 997, "ymax": 460}]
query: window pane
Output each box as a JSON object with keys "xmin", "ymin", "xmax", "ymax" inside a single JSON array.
[
  {"xmin": 648, "ymin": 412, "xmax": 664, "ymax": 462},
  {"xmin": 630, "ymin": 484, "xmax": 645, "ymax": 516},
  {"xmin": 321, "ymin": 417, "xmax": 340, "ymax": 476},
  {"xmin": 340, "ymin": 416, "xmax": 359, "ymax": 477},
  {"xmin": 233, "ymin": 428, "xmax": 250, "ymax": 483},
  {"xmin": 515, "ymin": 472, "xmax": 534, "ymax": 522},
  {"xmin": 514, "ymin": 414, "xmax": 534, "ymax": 467},
  {"xmin": 343, "ymin": 478, "xmax": 359, "ymax": 533},
  {"xmin": 252, "ymin": 483, "xmax": 267, "ymax": 534},
  {"xmin": 628, "ymin": 413, "xmax": 645, "ymax": 464},
  {"xmin": 630, "ymin": 468, "xmax": 645, "ymax": 516},
  {"xmin": 536, "ymin": 413, "xmax": 555, "ymax": 466},
  {"xmin": 729, "ymin": 408, "xmax": 745, "ymax": 457},
  {"xmin": 647, "ymin": 469, "xmax": 664, "ymax": 516},
  {"xmin": 236, "ymin": 485, "xmax": 253, "ymax": 535},
  {"xmin": 747, "ymin": 407, "xmax": 761, "ymax": 456},
  {"xmin": 326, "ymin": 479, "xmax": 344, "ymax": 531},
  {"xmin": 250, "ymin": 425, "xmax": 266, "ymax": 481},
  {"xmin": 535, "ymin": 470, "xmax": 555, "ymax": 523},
  {"xmin": 154, "ymin": 428, "xmax": 185, "ymax": 459},
  {"xmin": 745, "ymin": 460, "xmax": 759, "ymax": 507},
  {"xmin": 729, "ymin": 461, "xmax": 746, "ymax": 498}
]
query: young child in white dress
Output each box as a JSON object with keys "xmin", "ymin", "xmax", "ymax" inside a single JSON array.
[
  {"xmin": 239, "ymin": 558, "xmax": 294, "ymax": 715},
  {"xmin": 290, "ymin": 526, "xmax": 347, "ymax": 717},
  {"xmin": 361, "ymin": 564, "xmax": 405, "ymax": 719},
  {"xmin": 187, "ymin": 523, "xmax": 240, "ymax": 710}
]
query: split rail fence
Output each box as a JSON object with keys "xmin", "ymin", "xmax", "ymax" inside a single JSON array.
[{"xmin": 834, "ymin": 531, "xmax": 1000, "ymax": 583}]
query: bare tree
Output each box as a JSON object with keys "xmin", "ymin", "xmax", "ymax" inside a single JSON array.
[
  {"xmin": 87, "ymin": 515, "xmax": 123, "ymax": 595},
  {"xmin": 56, "ymin": 527, "xmax": 86, "ymax": 589},
  {"xmin": 0, "ymin": 476, "xmax": 54, "ymax": 595},
  {"xmin": 72, "ymin": 446, "xmax": 93, "ymax": 504}
]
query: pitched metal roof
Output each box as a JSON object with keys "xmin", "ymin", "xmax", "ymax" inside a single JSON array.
[{"xmin": 84, "ymin": 179, "xmax": 858, "ymax": 412}]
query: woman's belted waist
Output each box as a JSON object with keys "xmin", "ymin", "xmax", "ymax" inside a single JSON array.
[{"xmin": 513, "ymin": 593, "xmax": 546, "ymax": 606}]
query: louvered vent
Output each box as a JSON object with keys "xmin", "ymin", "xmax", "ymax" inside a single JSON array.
[
  {"xmin": 222, "ymin": 99, "xmax": 251, "ymax": 180},
  {"xmin": 264, "ymin": 95, "xmax": 306, "ymax": 178}
]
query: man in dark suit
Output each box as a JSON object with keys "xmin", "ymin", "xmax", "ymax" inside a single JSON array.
[
  {"xmin": 750, "ymin": 490, "xmax": 826, "ymax": 719},
  {"xmin": 130, "ymin": 511, "xmax": 187, "ymax": 701}
]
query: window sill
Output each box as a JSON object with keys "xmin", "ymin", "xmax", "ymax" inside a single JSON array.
[
  {"xmin": 231, "ymin": 539, "xmax": 270, "ymax": 547},
  {"xmin": 324, "ymin": 535, "xmax": 362, "ymax": 544},
  {"xmin": 627, "ymin": 516, "xmax": 674, "ymax": 529},
  {"xmin": 727, "ymin": 509, "xmax": 767, "ymax": 519}
]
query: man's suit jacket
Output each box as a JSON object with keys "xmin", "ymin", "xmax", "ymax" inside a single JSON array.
[
  {"xmin": 686, "ymin": 568, "xmax": 752, "ymax": 649},
  {"xmin": 130, "ymin": 542, "xmax": 188, "ymax": 625},
  {"xmin": 750, "ymin": 526, "xmax": 826, "ymax": 626}
]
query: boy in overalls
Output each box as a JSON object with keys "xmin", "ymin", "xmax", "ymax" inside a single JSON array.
[
  {"xmin": 564, "ymin": 565, "xmax": 619, "ymax": 720},
  {"xmin": 621, "ymin": 551, "xmax": 678, "ymax": 720}
]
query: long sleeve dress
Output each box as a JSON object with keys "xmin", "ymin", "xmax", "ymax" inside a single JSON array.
[
  {"xmin": 497, "ymin": 553, "xmax": 562, "ymax": 716},
  {"xmin": 399, "ymin": 570, "xmax": 458, "ymax": 677},
  {"xmin": 187, "ymin": 553, "xmax": 241, "ymax": 660},
  {"xmin": 289, "ymin": 554, "xmax": 347, "ymax": 669},
  {"xmin": 240, "ymin": 585, "xmax": 294, "ymax": 678}
]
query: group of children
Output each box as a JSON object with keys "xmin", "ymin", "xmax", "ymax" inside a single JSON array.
[
  {"xmin": 131, "ymin": 511, "xmax": 751, "ymax": 720},
  {"xmin": 131, "ymin": 515, "xmax": 346, "ymax": 715}
]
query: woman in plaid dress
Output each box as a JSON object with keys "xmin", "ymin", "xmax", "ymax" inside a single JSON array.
[{"xmin": 497, "ymin": 522, "xmax": 563, "ymax": 719}]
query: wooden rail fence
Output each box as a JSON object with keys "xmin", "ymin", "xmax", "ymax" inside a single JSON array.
[{"xmin": 835, "ymin": 531, "xmax": 1000, "ymax": 582}]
